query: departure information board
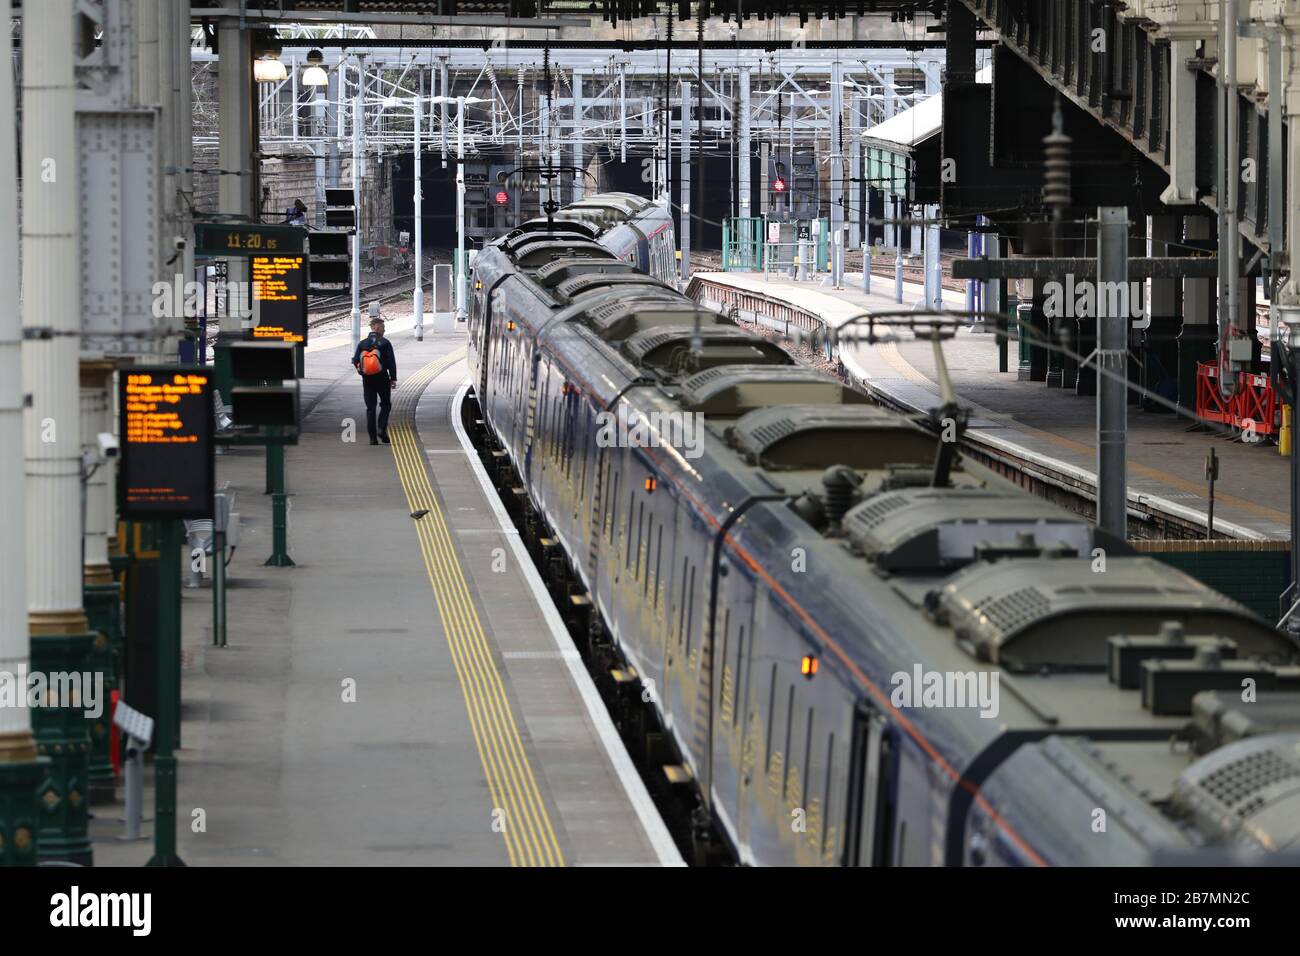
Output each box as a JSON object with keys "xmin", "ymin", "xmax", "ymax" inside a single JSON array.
[
  {"xmin": 120, "ymin": 367, "xmax": 215, "ymax": 519},
  {"xmin": 251, "ymin": 255, "xmax": 308, "ymax": 345}
]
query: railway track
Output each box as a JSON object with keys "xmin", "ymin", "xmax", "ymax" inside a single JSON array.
[{"xmin": 309, "ymin": 267, "xmax": 435, "ymax": 326}]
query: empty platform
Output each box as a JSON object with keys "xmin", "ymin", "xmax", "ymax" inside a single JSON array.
[{"xmin": 91, "ymin": 323, "xmax": 680, "ymax": 867}]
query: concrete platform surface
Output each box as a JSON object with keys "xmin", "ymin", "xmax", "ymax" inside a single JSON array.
[{"xmin": 91, "ymin": 323, "xmax": 679, "ymax": 867}]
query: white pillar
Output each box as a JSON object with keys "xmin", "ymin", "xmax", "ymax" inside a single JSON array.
[
  {"xmin": 1160, "ymin": 35, "xmax": 1199, "ymax": 205},
  {"xmin": 174, "ymin": 1, "xmax": 194, "ymax": 353},
  {"xmin": 619, "ymin": 65, "xmax": 627, "ymax": 164},
  {"xmin": 738, "ymin": 68, "xmax": 751, "ymax": 220},
  {"xmin": 539, "ymin": 94, "xmax": 550, "ymax": 211},
  {"xmin": 572, "ymin": 71, "xmax": 584, "ymax": 203},
  {"xmin": 830, "ymin": 61, "xmax": 844, "ymax": 288},
  {"xmin": 925, "ymin": 205, "xmax": 942, "ymax": 311},
  {"xmin": 894, "ymin": 197, "xmax": 905, "ymax": 303},
  {"xmin": 440, "ymin": 58, "xmax": 449, "ymax": 168},
  {"xmin": 413, "ymin": 96, "xmax": 424, "ymax": 339},
  {"xmin": 679, "ymin": 80, "xmax": 691, "ymax": 286},
  {"xmin": 0, "ymin": 0, "xmax": 33, "ymax": 750},
  {"xmin": 80, "ymin": 366, "xmax": 114, "ymax": 585},
  {"xmin": 456, "ymin": 98, "xmax": 467, "ymax": 321},
  {"xmin": 849, "ymin": 94, "xmax": 862, "ymax": 250},
  {"xmin": 23, "ymin": 0, "xmax": 87, "ymax": 635},
  {"xmin": 218, "ymin": 18, "xmax": 253, "ymax": 336},
  {"xmin": 350, "ymin": 60, "xmax": 363, "ymax": 353}
]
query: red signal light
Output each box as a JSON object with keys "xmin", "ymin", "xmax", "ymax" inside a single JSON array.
[
  {"xmin": 773, "ymin": 178, "xmax": 787, "ymax": 193},
  {"xmin": 495, "ymin": 190, "xmax": 509, "ymax": 206}
]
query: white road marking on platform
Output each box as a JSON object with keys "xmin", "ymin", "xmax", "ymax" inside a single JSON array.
[
  {"xmin": 502, "ymin": 650, "xmax": 583, "ymax": 661},
  {"xmin": 450, "ymin": 380, "xmax": 685, "ymax": 867}
]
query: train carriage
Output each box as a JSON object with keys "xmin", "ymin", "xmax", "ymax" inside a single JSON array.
[{"xmin": 465, "ymin": 195, "xmax": 1300, "ymax": 866}]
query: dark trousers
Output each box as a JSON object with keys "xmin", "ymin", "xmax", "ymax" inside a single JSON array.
[{"xmin": 362, "ymin": 374, "xmax": 392, "ymax": 440}]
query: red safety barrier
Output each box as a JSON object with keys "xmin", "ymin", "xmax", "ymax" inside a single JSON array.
[
  {"xmin": 1196, "ymin": 362, "xmax": 1235, "ymax": 425},
  {"xmin": 1237, "ymin": 370, "xmax": 1278, "ymax": 436},
  {"xmin": 1195, "ymin": 361, "xmax": 1279, "ymax": 436}
]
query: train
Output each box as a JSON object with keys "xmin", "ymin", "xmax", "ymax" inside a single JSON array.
[
  {"xmin": 465, "ymin": 192, "xmax": 1300, "ymax": 866},
  {"xmin": 544, "ymin": 192, "xmax": 678, "ymax": 285}
]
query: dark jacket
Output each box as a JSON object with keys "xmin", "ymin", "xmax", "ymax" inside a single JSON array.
[{"xmin": 353, "ymin": 333, "xmax": 397, "ymax": 381}]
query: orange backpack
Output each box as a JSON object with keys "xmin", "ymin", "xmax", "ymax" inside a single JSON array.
[{"xmin": 360, "ymin": 345, "xmax": 382, "ymax": 376}]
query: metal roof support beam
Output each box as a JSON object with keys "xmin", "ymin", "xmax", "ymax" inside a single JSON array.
[{"xmin": 189, "ymin": 8, "xmax": 589, "ymax": 29}]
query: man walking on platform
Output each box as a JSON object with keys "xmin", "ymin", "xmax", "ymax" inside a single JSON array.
[{"xmin": 352, "ymin": 315, "xmax": 397, "ymax": 445}]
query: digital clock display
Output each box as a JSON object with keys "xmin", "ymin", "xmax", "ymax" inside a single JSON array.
[{"xmin": 194, "ymin": 223, "xmax": 305, "ymax": 257}]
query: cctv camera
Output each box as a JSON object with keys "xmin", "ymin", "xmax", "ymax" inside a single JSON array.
[
  {"xmin": 96, "ymin": 432, "xmax": 119, "ymax": 459},
  {"xmin": 173, "ymin": 235, "xmax": 187, "ymax": 251}
]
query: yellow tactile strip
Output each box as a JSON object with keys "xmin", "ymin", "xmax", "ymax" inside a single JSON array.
[{"xmin": 386, "ymin": 348, "xmax": 565, "ymax": 866}]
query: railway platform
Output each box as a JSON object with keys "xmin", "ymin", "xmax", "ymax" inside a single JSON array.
[
  {"xmin": 89, "ymin": 323, "xmax": 680, "ymax": 867},
  {"xmin": 690, "ymin": 271, "xmax": 1290, "ymax": 541}
]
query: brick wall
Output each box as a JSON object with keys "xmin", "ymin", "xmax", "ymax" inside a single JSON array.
[
  {"xmin": 189, "ymin": 150, "xmax": 392, "ymax": 247},
  {"xmin": 1130, "ymin": 539, "xmax": 1290, "ymax": 623}
]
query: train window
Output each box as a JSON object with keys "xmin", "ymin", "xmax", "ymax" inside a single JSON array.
[
  {"xmin": 642, "ymin": 514, "xmax": 653, "ymax": 594},
  {"xmin": 823, "ymin": 734, "xmax": 835, "ymax": 857},
  {"xmin": 718, "ymin": 608, "xmax": 731, "ymax": 723},
  {"xmin": 624, "ymin": 489, "xmax": 635, "ymax": 569},
  {"xmin": 559, "ymin": 395, "xmax": 570, "ymax": 469},
  {"xmin": 653, "ymin": 526, "xmax": 663, "ymax": 608},
  {"xmin": 734, "ymin": 626, "xmax": 746, "ymax": 726},
  {"xmin": 608, "ymin": 470, "xmax": 620, "ymax": 544},
  {"xmin": 684, "ymin": 563, "xmax": 697, "ymax": 652},
  {"xmin": 577, "ymin": 412, "xmax": 589, "ymax": 492},
  {"xmin": 633, "ymin": 501, "xmax": 644, "ymax": 577},
  {"xmin": 782, "ymin": 685, "xmax": 795, "ymax": 802},
  {"xmin": 555, "ymin": 395, "xmax": 563, "ymax": 466},
  {"xmin": 764, "ymin": 664, "xmax": 777, "ymax": 774},
  {"xmin": 676, "ymin": 556, "xmax": 689, "ymax": 642},
  {"xmin": 599, "ymin": 452, "xmax": 611, "ymax": 538},
  {"xmin": 565, "ymin": 398, "xmax": 576, "ymax": 479},
  {"xmin": 802, "ymin": 706, "xmax": 814, "ymax": 811}
]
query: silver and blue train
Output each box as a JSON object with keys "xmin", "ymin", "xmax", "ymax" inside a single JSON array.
[{"xmin": 466, "ymin": 193, "xmax": 1300, "ymax": 866}]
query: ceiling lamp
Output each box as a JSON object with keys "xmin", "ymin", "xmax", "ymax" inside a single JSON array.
[
  {"xmin": 254, "ymin": 55, "xmax": 287, "ymax": 83},
  {"xmin": 302, "ymin": 49, "xmax": 328, "ymax": 87}
]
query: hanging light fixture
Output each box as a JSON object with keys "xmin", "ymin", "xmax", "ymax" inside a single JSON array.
[
  {"xmin": 254, "ymin": 54, "xmax": 287, "ymax": 83},
  {"xmin": 302, "ymin": 49, "xmax": 328, "ymax": 87}
]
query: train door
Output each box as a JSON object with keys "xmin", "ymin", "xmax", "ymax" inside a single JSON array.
[
  {"xmin": 473, "ymin": 285, "xmax": 492, "ymax": 397},
  {"xmin": 843, "ymin": 699, "xmax": 894, "ymax": 866},
  {"xmin": 585, "ymin": 443, "xmax": 606, "ymax": 590},
  {"xmin": 711, "ymin": 562, "xmax": 756, "ymax": 850},
  {"xmin": 522, "ymin": 344, "xmax": 543, "ymax": 484}
]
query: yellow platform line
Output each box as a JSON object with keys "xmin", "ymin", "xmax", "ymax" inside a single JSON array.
[{"xmin": 385, "ymin": 348, "xmax": 565, "ymax": 867}]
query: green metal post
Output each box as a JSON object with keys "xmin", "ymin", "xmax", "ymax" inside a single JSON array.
[
  {"xmin": 998, "ymin": 289, "xmax": 1014, "ymax": 374},
  {"xmin": 265, "ymin": 430, "xmax": 294, "ymax": 567},
  {"xmin": 82, "ymin": 582, "xmax": 119, "ymax": 804},
  {"xmin": 31, "ymin": 630, "xmax": 95, "ymax": 865},
  {"xmin": 1016, "ymin": 302, "xmax": 1033, "ymax": 381},
  {"xmin": 213, "ymin": 529, "xmax": 227, "ymax": 647},
  {"xmin": 212, "ymin": 343, "xmax": 233, "ymax": 409},
  {"xmin": 0, "ymin": 753, "xmax": 44, "ymax": 866},
  {"xmin": 147, "ymin": 519, "xmax": 184, "ymax": 867}
]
